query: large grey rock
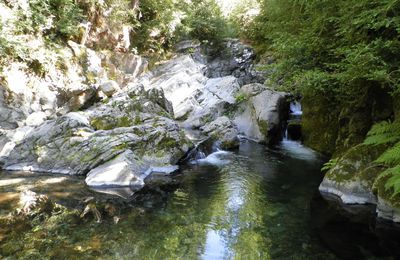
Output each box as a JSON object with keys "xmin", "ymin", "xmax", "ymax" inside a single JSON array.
[
  {"xmin": 85, "ymin": 150, "xmax": 147, "ymax": 188},
  {"xmin": 111, "ymin": 53, "xmax": 148, "ymax": 76},
  {"xmin": 319, "ymin": 144, "xmax": 400, "ymax": 222},
  {"xmin": 201, "ymin": 116, "xmax": 239, "ymax": 149},
  {"xmin": 319, "ymin": 178, "xmax": 377, "ymax": 204},
  {"xmin": 25, "ymin": 112, "xmax": 47, "ymax": 127},
  {"xmin": 133, "ymin": 43, "xmax": 285, "ymax": 148},
  {"xmin": 182, "ymin": 76, "xmax": 240, "ymax": 129},
  {"xmin": 3, "ymin": 91, "xmax": 191, "ymax": 176},
  {"xmin": 233, "ymin": 83, "xmax": 288, "ymax": 144},
  {"xmin": 85, "ymin": 149, "xmax": 180, "ymax": 189},
  {"xmin": 134, "ymin": 54, "xmax": 208, "ymax": 120}
]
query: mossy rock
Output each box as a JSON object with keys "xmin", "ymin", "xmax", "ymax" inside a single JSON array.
[
  {"xmin": 302, "ymin": 86, "xmax": 393, "ymax": 156},
  {"xmin": 373, "ymin": 172, "xmax": 400, "ymax": 209},
  {"xmin": 90, "ymin": 116, "xmax": 133, "ymax": 130},
  {"xmin": 326, "ymin": 144, "xmax": 387, "ymax": 184},
  {"xmin": 257, "ymin": 119, "xmax": 269, "ymax": 137},
  {"xmin": 302, "ymin": 92, "xmax": 339, "ymax": 155}
]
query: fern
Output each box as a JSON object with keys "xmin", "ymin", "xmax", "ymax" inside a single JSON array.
[
  {"xmin": 384, "ymin": 165, "xmax": 400, "ymax": 197},
  {"xmin": 364, "ymin": 121, "xmax": 400, "ymax": 145},
  {"xmin": 364, "ymin": 121, "xmax": 400, "ymax": 197},
  {"xmin": 321, "ymin": 158, "xmax": 338, "ymax": 172},
  {"xmin": 376, "ymin": 142, "xmax": 400, "ymax": 166}
]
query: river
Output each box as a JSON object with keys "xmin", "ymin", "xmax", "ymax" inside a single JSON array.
[{"xmin": 1, "ymin": 139, "xmax": 399, "ymax": 259}]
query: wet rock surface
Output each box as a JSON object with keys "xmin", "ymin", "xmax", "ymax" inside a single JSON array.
[{"xmin": 319, "ymin": 144, "xmax": 400, "ymax": 222}]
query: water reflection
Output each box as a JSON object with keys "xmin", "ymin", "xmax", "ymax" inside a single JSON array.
[{"xmin": 0, "ymin": 140, "xmax": 336, "ymax": 259}]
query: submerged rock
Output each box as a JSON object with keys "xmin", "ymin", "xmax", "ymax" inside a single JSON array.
[
  {"xmin": 18, "ymin": 190, "xmax": 53, "ymax": 216},
  {"xmin": 85, "ymin": 150, "xmax": 180, "ymax": 191}
]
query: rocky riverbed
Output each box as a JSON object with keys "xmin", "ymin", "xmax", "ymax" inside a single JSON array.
[{"xmin": 0, "ymin": 39, "xmax": 288, "ymax": 194}]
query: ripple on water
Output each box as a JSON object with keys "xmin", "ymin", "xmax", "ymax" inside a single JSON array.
[{"xmin": 0, "ymin": 140, "xmax": 396, "ymax": 259}]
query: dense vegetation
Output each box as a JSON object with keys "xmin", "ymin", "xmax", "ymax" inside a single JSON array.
[
  {"xmin": 0, "ymin": 0, "xmax": 229, "ymax": 64},
  {"xmin": 234, "ymin": 0, "xmax": 400, "ymax": 197}
]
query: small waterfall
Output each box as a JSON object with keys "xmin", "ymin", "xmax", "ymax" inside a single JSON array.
[
  {"xmin": 181, "ymin": 143, "xmax": 207, "ymax": 162},
  {"xmin": 290, "ymin": 101, "xmax": 303, "ymax": 116},
  {"xmin": 284, "ymin": 100, "xmax": 303, "ymax": 141}
]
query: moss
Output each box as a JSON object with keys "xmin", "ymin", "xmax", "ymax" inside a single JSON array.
[
  {"xmin": 127, "ymin": 101, "xmax": 143, "ymax": 113},
  {"xmin": 158, "ymin": 137, "xmax": 178, "ymax": 151},
  {"xmin": 1, "ymin": 241, "xmax": 23, "ymax": 256},
  {"xmin": 112, "ymin": 142, "xmax": 130, "ymax": 152},
  {"xmin": 90, "ymin": 116, "xmax": 132, "ymax": 130},
  {"xmin": 258, "ymin": 120, "xmax": 269, "ymax": 137},
  {"xmin": 134, "ymin": 115, "xmax": 142, "ymax": 125},
  {"xmin": 220, "ymin": 139, "xmax": 239, "ymax": 150},
  {"xmin": 302, "ymin": 92, "xmax": 339, "ymax": 155},
  {"xmin": 235, "ymin": 93, "xmax": 248, "ymax": 104},
  {"xmin": 325, "ymin": 144, "xmax": 386, "ymax": 183},
  {"xmin": 373, "ymin": 172, "xmax": 400, "ymax": 207},
  {"xmin": 201, "ymin": 114, "xmax": 214, "ymax": 125},
  {"xmin": 118, "ymin": 116, "xmax": 132, "ymax": 127},
  {"xmin": 303, "ymin": 86, "xmax": 394, "ymax": 156},
  {"xmin": 90, "ymin": 118, "xmax": 112, "ymax": 131}
]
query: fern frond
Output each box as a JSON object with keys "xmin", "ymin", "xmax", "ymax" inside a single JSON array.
[
  {"xmin": 384, "ymin": 165, "xmax": 400, "ymax": 197},
  {"xmin": 321, "ymin": 158, "xmax": 338, "ymax": 172},
  {"xmin": 364, "ymin": 121, "xmax": 400, "ymax": 145},
  {"xmin": 376, "ymin": 142, "xmax": 400, "ymax": 166}
]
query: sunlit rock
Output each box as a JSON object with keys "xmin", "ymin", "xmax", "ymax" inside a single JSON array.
[
  {"xmin": 99, "ymin": 80, "xmax": 120, "ymax": 97},
  {"xmin": 233, "ymin": 83, "xmax": 288, "ymax": 144}
]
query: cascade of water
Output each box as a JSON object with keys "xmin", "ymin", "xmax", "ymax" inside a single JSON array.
[
  {"xmin": 290, "ymin": 101, "xmax": 303, "ymax": 116},
  {"xmin": 284, "ymin": 100, "xmax": 303, "ymax": 141}
]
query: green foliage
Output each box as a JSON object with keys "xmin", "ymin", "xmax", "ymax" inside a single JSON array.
[
  {"xmin": 364, "ymin": 121, "xmax": 400, "ymax": 145},
  {"xmin": 235, "ymin": 93, "xmax": 248, "ymax": 104},
  {"xmin": 384, "ymin": 165, "xmax": 400, "ymax": 197},
  {"xmin": 244, "ymin": 0, "xmax": 400, "ymax": 98},
  {"xmin": 364, "ymin": 120, "xmax": 400, "ymax": 196},
  {"xmin": 228, "ymin": 0, "xmax": 260, "ymax": 40},
  {"xmin": 177, "ymin": 0, "xmax": 230, "ymax": 46},
  {"xmin": 376, "ymin": 143, "xmax": 400, "ymax": 165},
  {"xmin": 130, "ymin": 0, "xmax": 178, "ymax": 55},
  {"xmin": 321, "ymin": 158, "xmax": 338, "ymax": 172},
  {"xmin": 16, "ymin": 0, "xmax": 83, "ymax": 40}
]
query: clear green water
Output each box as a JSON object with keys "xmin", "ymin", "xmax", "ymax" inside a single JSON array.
[{"xmin": 0, "ymin": 140, "xmax": 339, "ymax": 259}]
